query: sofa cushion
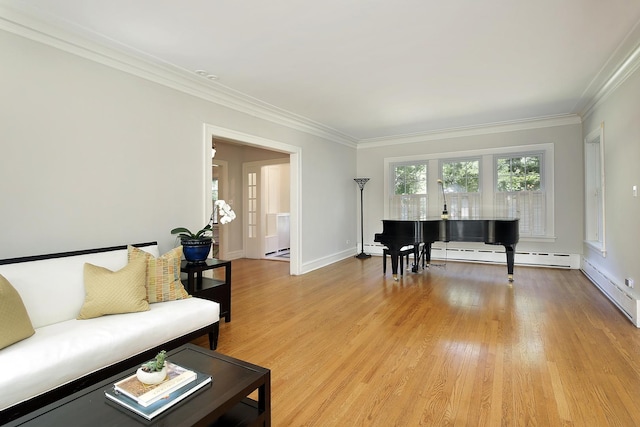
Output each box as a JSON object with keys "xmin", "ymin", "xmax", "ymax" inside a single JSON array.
[
  {"xmin": 77, "ymin": 257, "xmax": 149, "ymax": 319},
  {"xmin": 0, "ymin": 297, "xmax": 219, "ymax": 411},
  {"xmin": 0, "ymin": 244, "xmax": 160, "ymax": 329},
  {"xmin": 128, "ymin": 245, "xmax": 189, "ymax": 303},
  {"xmin": 0, "ymin": 274, "xmax": 35, "ymax": 350}
]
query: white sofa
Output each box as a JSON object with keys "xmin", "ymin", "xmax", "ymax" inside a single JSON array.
[{"xmin": 0, "ymin": 242, "xmax": 220, "ymax": 422}]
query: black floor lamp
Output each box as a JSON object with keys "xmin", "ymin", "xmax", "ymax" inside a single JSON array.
[{"xmin": 354, "ymin": 178, "xmax": 371, "ymax": 259}]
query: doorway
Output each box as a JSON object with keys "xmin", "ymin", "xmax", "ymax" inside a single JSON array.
[
  {"xmin": 263, "ymin": 163, "xmax": 290, "ymax": 262},
  {"xmin": 203, "ymin": 124, "xmax": 301, "ymax": 275},
  {"xmin": 242, "ymin": 160, "xmax": 290, "ymax": 262}
]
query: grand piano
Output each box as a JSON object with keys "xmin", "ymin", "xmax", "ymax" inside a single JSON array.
[{"xmin": 374, "ymin": 218, "xmax": 519, "ymax": 281}]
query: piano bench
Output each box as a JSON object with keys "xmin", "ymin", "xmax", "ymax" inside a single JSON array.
[{"xmin": 383, "ymin": 246, "xmax": 414, "ymax": 276}]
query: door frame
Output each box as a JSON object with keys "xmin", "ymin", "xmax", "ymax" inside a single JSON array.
[
  {"xmin": 203, "ymin": 123, "xmax": 301, "ymax": 275},
  {"xmin": 212, "ymin": 159, "xmax": 230, "ymax": 259}
]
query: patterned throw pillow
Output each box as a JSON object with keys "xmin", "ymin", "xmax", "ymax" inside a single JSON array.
[
  {"xmin": 127, "ymin": 245, "xmax": 189, "ymax": 303},
  {"xmin": 0, "ymin": 274, "xmax": 35, "ymax": 349},
  {"xmin": 77, "ymin": 256, "xmax": 149, "ymax": 319}
]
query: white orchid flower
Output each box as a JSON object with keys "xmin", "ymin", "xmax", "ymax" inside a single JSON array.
[{"xmin": 214, "ymin": 200, "xmax": 236, "ymax": 224}]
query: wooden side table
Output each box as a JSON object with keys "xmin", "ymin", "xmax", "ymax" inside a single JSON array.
[{"xmin": 181, "ymin": 259, "xmax": 231, "ymax": 322}]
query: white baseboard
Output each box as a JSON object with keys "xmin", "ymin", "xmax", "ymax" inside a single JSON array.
[
  {"xmin": 365, "ymin": 243, "xmax": 580, "ymax": 269},
  {"xmin": 301, "ymin": 248, "xmax": 355, "ymax": 274},
  {"xmin": 581, "ymin": 257, "xmax": 640, "ymax": 327},
  {"xmin": 225, "ymin": 249, "xmax": 245, "ymax": 260}
]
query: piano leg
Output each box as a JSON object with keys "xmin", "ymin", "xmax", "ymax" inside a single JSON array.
[
  {"xmin": 390, "ymin": 253, "xmax": 400, "ymax": 280},
  {"xmin": 382, "ymin": 249, "xmax": 400, "ymax": 280},
  {"xmin": 504, "ymin": 244, "xmax": 516, "ymax": 282},
  {"xmin": 382, "ymin": 250, "xmax": 387, "ymax": 275},
  {"xmin": 381, "ymin": 246, "xmax": 402, "ymax": 280},
  {"xmin": 411, "ymin": 244, "xmax": 420, "ymax": 273},
  {"xmin": 382, "ymin": 245, "xmax": 424, "ymax": 280},
  {"xmin": 423, "ymin": 242, "xmax": 432, "ymax": 267}
]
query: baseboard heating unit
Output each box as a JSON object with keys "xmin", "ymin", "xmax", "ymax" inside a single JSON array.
[
  {"xmin": 367, "ymin": 244, "xmax": 580, "ymax": 269},
  {"xmin": 581, "ymin": 257, "xmax": 640, "ymax": 327}
]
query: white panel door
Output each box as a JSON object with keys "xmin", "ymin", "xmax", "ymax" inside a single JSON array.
[{"xmin": 243, "ymin": 164, "xmax": 262, "ymax": 259}]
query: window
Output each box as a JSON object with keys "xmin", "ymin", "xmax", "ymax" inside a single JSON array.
[
  {"xmin": 389, "ymin": 162, "xmax": 428, "ymax": 219},
  {"xmin": 211, "ymin": 176, "xmax": 221, "ymax": 246},
  {"xmin": 212, "ymin": 178, "xmax": 219, "ymax": 201},
  {"xmin": 496, "ymin": 155, "xmax": 541, "ymax": 191},
  {"xmin": 247, "ymin": 172, "xmax": 257, "ymax": 238},
  {"xmin": 441, "ymin": 158, "xmax": 481, "ymax": 218},
  {"xmin": 494, "ymin": 153, "xmax": 545, "ymax": 237},
  {"xmin": 584, "ymin": 123, "xmax": 606, "ymax": 255},
  {"xmin": 211, "ymin": 178, "xmax": 219, "ymax": 221},
  {"xmin": 384, "ymin": 143, "xmax": 554, "ymax": 240}
]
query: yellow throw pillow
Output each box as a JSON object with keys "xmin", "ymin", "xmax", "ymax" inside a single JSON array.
[
  {"xmin": 78, "ymin": 257, "xmax": 149, "ymax": 319},
  {"xmin": 0, "ymin": 274, "xmax": 35, "ymax": 349},
  {"xmin": 127, "ymin": 245, "xmax": 189, "ymax": 303}
]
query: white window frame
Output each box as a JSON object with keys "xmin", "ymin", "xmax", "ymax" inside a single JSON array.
[
  {"xmin": 439, "ymin": 157, "xmax": 482, "ymax": 219},
  {"xmin": 383, "ymin": 143, "xmax": 555, "ymax": 241},
  {"xmin": 388, "ymin": 161, "xmax": 428, "ymax": 219},
  {"xmin": 494, "ymin": 151, "xmax": 546, "ymax": 237},
  {"xmin": 584, "ymin": 123, "xmax": 606, "ymax": 256}
]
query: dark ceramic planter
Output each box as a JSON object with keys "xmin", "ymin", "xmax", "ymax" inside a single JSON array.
[{"xmin": 181, "ymin": 238, "xmax": 212, "ymax": 263}]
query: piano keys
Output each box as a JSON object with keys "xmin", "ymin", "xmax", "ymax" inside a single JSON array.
[{"xmin": 374, "ymin": 218, "xmax": 519, "ymax": 281}]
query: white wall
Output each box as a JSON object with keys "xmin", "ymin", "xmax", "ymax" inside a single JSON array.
[
  {"xmin": 582, "ymin": 66, "xmax": 640, "ymax": 295},
  {"xmin": 264, "ymin": 164, "xmax": 290, "ymax": 214},
  {"xmin": 0, "ymin": 29, "xmax": 357, "ymax": 269},
  {"xmin": 356, "ymin": 123, "xmax": 585, "ymax": 256}
]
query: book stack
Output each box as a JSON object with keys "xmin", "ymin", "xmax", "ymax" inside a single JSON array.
[{"xmin": 105, "ymin": 362, "xmax": 212, "ymax": 420}]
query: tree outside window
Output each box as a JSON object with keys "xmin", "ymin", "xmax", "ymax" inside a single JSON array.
[
  {"xmin": 390, "ymin": 162, "xmax": 427, "ymax": 219},
  {"xmin": 496, "ymin": 156, "xmax": 541, "ymax": 191},
  {"xmin": 441, "ymin": 159, "xmax": 480, "ymax": 218},
  {"xmin": 386, "ymin": 143, "xmax": 554, "ymax": 237},
  {"xmin": 394, "ymin": 164, "xmax": 427, "ymax": 195},
  {"xmin": 495, "ymin": 154, "xmax": 545, "ymax": 236}
]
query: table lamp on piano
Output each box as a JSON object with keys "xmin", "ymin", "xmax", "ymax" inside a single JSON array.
[{"xmin": 437, "ymin": 179, "xmax": 449, "ymax": 219}]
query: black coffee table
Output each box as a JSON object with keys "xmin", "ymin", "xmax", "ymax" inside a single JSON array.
[{"xmin": 5, "ymin": 344, "xmax": 270, "ymax": 426}]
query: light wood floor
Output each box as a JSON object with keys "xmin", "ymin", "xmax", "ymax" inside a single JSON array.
[{"xmin": 193, "ymin": 257, "xmax": 640, "ymax": 426}]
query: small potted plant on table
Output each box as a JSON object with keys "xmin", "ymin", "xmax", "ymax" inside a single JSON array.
[{"xmin": 136, "ymin": 350, "xmax": 167, "ymax": 385}]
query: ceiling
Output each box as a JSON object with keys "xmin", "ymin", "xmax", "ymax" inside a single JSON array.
[{"xmin": 4, "ymin": 1, "xmax": 640, "ymax": 141}]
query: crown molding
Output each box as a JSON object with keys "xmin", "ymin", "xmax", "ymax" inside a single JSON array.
[
  {"xmin": 357, "ymin": 114, "xmax": 582, "ymax": 149},
  {"xmin": 0, "ymin": 4, "xmax": 358, "ymax": 149},
  {"xmin": 580, "ymin": 42, "xmax": 640, "ymax": 120},
  {"xmin": 3, "ymin": 3, "xmax": 638, "ymax": 151},
  {"xmin": 579, "ymin": 18, "xmax": 640, "ymax": 120}
]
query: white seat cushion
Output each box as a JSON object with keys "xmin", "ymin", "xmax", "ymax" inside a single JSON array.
[{"xmin": 0, "ymin": 297, "xmax": 218, "ymax": 411}]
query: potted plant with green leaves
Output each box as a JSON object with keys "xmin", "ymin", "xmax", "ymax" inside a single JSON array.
[
  {"xmin": 171, "ymin": 200, "xmax": 236, "ymax": 263},
  {"xmin": 136, "ymin": 350, "xmax": 167, "ymax": 385},
  {"xmin": 170, "ymin": 222, "xmax": 214, "ymax": 263}
]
